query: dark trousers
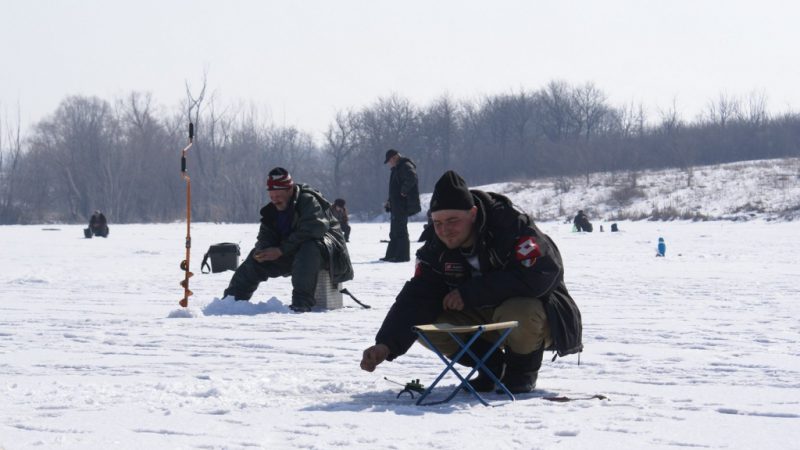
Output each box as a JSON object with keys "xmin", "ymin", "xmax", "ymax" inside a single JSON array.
[
  {"xmin": 384, "ymin": 212, "xmax": 410, "ymax": 261},
  {"xmin": 223, "ymin": 240, "xmax": 324, "ymax": 308},
  {"xmin": 91, "ymin": 225, "xmax": 109, "ymax": 238}
]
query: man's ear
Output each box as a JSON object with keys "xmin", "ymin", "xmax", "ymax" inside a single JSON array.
[{"xmin": 469, "ymin": 206, "xmax": 478, "ymax": 223}]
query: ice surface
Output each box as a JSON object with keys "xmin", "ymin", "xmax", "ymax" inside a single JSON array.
[{"xmin": 1, "ymin": 220, "xmax": 798, "ymax": 449}]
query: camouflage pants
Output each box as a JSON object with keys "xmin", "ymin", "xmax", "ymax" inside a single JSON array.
[{"xmin": 223, "ymin": 240, "xmax": 324, "ymax": 308}]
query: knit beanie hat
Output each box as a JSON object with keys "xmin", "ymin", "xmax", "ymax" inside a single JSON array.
[
  {"xmin": 430, "ymin": 170, "xmax": 474, "ymax": 212},
  {"xmin": 267, "ymin": 167, "xmax": 294, "ymax": 191}
]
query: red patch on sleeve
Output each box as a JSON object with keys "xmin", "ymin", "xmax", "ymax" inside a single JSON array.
[{"xmin": 515, "ymin": 236, "xmax": 541, "ymax": 268}]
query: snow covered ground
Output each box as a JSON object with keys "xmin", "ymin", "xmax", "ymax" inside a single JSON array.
[{"xmin": 1, "ymin": 220, "xmax": 799, "ymax": 449}]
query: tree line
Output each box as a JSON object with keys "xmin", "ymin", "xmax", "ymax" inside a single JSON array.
[{"xmin": 1, "ymin": 81, "xmax": 799, "ymax": 224}]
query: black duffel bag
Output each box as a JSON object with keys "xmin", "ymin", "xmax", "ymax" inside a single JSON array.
[{"xmin": 201, "ymin": 243, "xmax": 240, "ymax": 273}]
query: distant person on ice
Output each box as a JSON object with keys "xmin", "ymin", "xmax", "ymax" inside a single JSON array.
[
  {"xmin": 573, "ymin": 209, "xmax": 593, "ymax": 232},
  {"xmin": 331, "ymin": 198, "xmax": 351, "ymax": 242},
  {"xmin": 656, "ymin": 237, "xmax": 666, "ymax": 257},
  {"xmin": 222, "ymin": 168, "xmax": 354, "ymax": 312},
  {"xmin": 88, "ymin": 210, "xmax": 109, "ymax": 237},
  {"xmin": 360, "ymin": 170, "xmax": 583, "ymax": 394},
  {"xmin": 382, "ymin": 148, "xmax": 421, "ymax": 262}
]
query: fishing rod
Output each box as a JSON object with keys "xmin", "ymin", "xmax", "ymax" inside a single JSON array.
[{"xmin": 179, "ymin": 122, "xmax": 194, "ymax": 307}]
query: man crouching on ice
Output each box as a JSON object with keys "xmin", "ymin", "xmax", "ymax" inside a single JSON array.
[{"xmin": 360, "ymin": 170, "xmax": 583, "ymax": 393}]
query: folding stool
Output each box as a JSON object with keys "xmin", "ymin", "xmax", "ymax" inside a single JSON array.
[{"xmin": 412, "ymin": 321, "xmax": 518, "ymax": 406}]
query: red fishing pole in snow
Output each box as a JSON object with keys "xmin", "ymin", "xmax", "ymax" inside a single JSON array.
[{"xmin": 179, "ymin": 122, "xmax": 194, "ymax": 307}]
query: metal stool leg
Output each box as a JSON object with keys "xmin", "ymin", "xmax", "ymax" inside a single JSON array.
[
  {"xmin": 414, "ymin": 325, "xmax": 516, "ymax": 406},
  {"xmin": 414, "ymin": 330, "xmax": 482, "ymax": 405}
]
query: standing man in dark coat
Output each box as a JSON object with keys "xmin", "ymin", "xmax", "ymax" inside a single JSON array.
[
  {"xmin": 382, "ymin": 149, "xmax": 421, "ymax": 262},
  {"xmin": 223, "ymin": 167, "xmax": 354, "ymax": 312},
  {"xmin": 361, "ymin": 171, "xmax": 582, "ymax": 393}
]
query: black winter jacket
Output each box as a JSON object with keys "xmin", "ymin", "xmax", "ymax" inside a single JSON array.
[
  {"xmin": 256, "ymin": 184, "xmax": 354, "ymax": 284},
  {"xmin": 375, "ymin": 190, "xmax": 582, "ymax": 360},
  {"xmin": 573, "ymin": 212, "xmax": 593, "ymax": 232},
  {"xmin": 89, "ymin": 213, "xmax": 107, "ymax": 229},
  {"xmin": 388, "ymin": 157, "xmax": 422, "ymax": 216}
]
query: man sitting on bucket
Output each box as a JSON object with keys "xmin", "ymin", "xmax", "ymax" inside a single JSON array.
[
  {"xmin": 360, "ymin": 171, "xmax": 582, "ymax": 393},
  {"xmin": 222, "ymin": 167, "xmax": 353, "ymax": 312}
]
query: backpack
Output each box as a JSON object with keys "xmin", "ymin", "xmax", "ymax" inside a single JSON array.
[{"xmin": 201, "ymin": 243, "xmax": 241, "ymax": 273}]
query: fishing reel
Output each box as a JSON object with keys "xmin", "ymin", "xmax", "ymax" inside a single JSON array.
[{"xmin": 385, "ymin": 377, "xmax": 426, "ymax": 399}]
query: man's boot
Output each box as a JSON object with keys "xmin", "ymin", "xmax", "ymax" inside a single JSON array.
[
  {"xmin": 450, "ymin": 338, "xmax": 505, "ymax": 393},
  {"xmin": 503, "ymin": 346, "xmax": 544, "ymax": 394}
]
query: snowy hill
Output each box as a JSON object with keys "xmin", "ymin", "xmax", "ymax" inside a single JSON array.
[{"xmin": 417, "ymin": 157, "xmax": 800, "ymax": 222}]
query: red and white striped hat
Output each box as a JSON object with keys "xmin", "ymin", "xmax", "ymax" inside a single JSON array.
[{"xmin": 266, "ymin": 167, "xmax": 294, "ymax": 191}]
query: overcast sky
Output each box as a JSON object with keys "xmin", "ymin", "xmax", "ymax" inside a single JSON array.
[{"xmin": 2, "ymin": 0, "xmax": 798, "ymax": 138}]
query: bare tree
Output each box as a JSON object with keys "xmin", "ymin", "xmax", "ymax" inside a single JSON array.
[
  {"xmin": 613, "ymin": 101, "xmax": 647, "ymax": 186},
  {"xmin": 539, "ymin": 80, "xmax": 579, "ymax": 142},
  {"xmin": 418, "ymin": 95, "xmax": 460, "ymax": 186},
  {"xmin": 324, "ymin": 110, "xmax": 358, "ymax": 197},
  {"xmin": 26, "ymin": 96, "xmax": 120, "ymax": 221},
  {"xmin": 116, "ymin": 92, "xmax": 180, "ymax": 221},
  {"xmin": 703, "ymin": 93, "xmax": 741, "ymax": 128},
  {"xmin": 657, "ymin": 99, "xmax": 695, "ymax": 186},
  {"xmin": 0, "ymin": 104, "xmax": 25, "ymax": 223},
  {"xmin": 573, "ymin": 82, "xmax": 610, "ymax": 140},
  {"xmin": 743, "ymin": 90, "xmax": 768, "ymax": 128}
]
